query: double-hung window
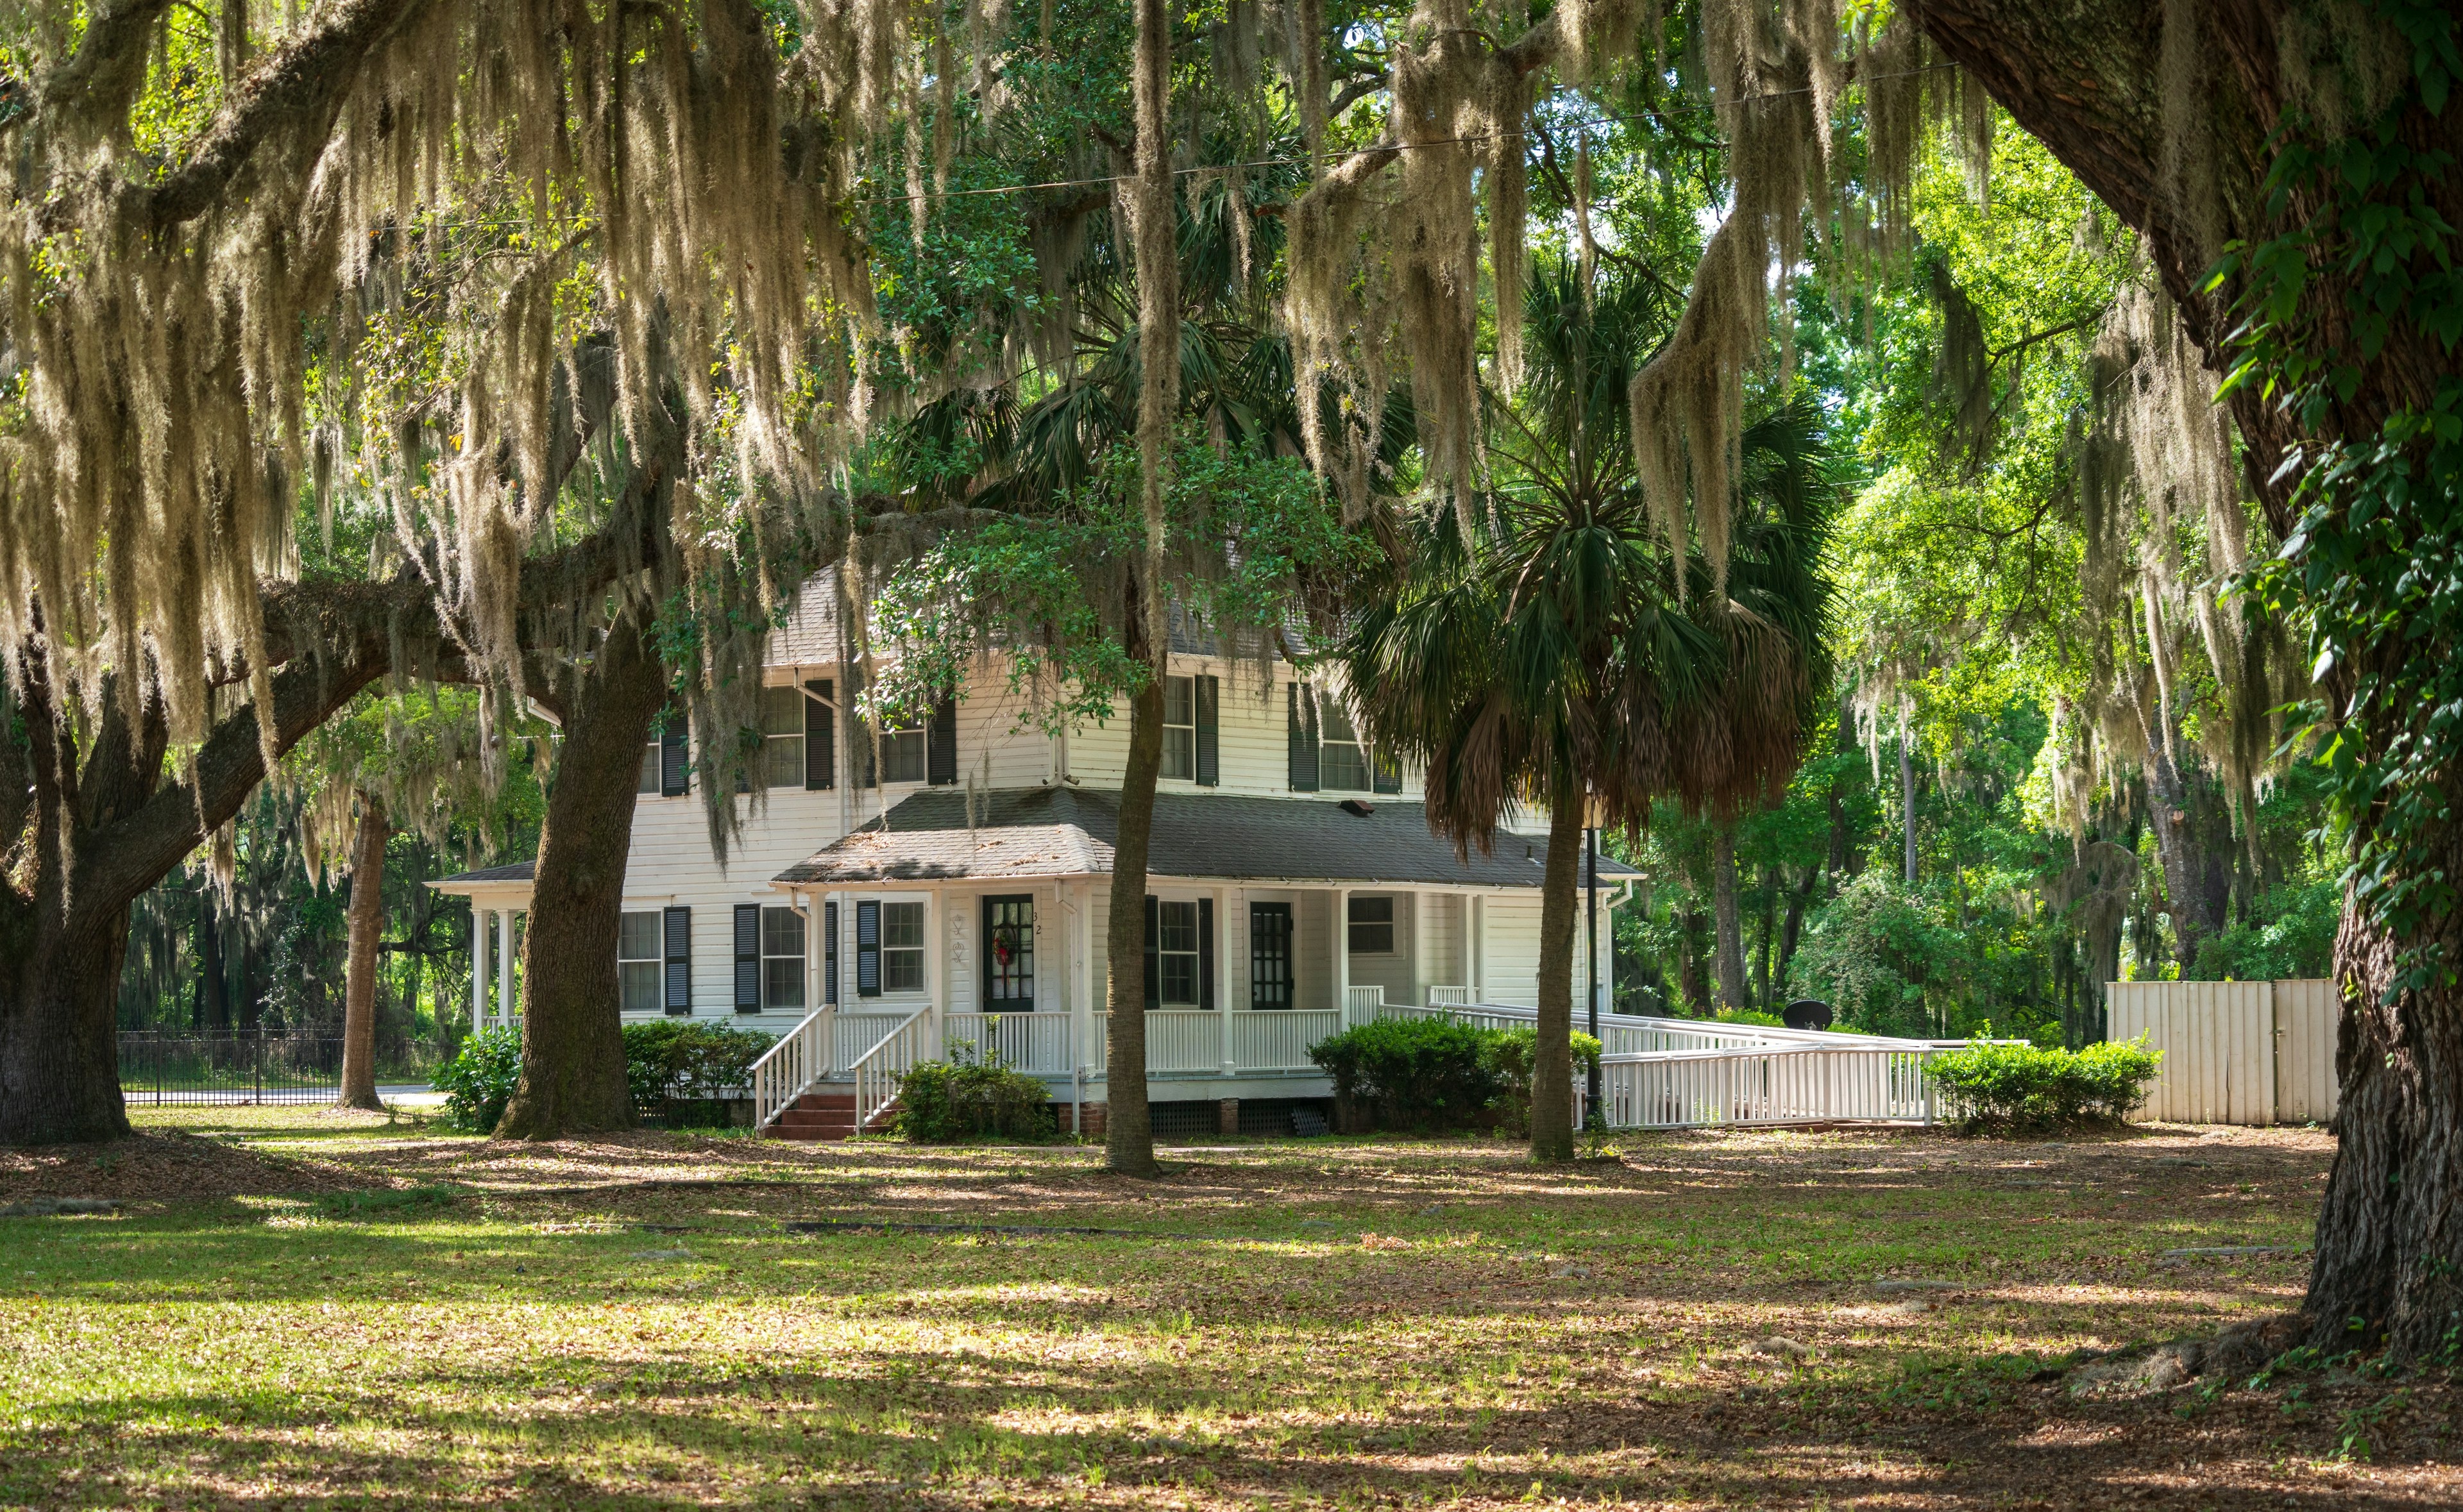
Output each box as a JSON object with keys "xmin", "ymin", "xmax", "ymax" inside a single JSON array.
[
  {"xmin": 1319, "ymin": 698, "xmax": 1370, "ymax": 791},
  {"xmin": 618, "ymin": 911, "xmax": 663, "ymax": 1012},
  {"xmin": 879, "ymin": 723, "xmax": 927, "ymax": 784},
  {"xmin": 759, "ymin": 688, "xmax": 806, "ymax": 787},
  {"xmin": 881, "ymin": 901, "xmax": 926, "ymax": 993},
  {"xmin": 1347, "ymin": 896, "xmax": 1396, "ymax": 954},
  {"xmin": 1161, "ymin": 675, "xmax": 1196, "ymax": 780},
  {"xmin": 760, "ymin": 906, "xmax": 805, "ymax": 1011},
  {"xmin": 636, "ymin": 737, "xmax": 661, "ymax": 794},
  {"xmin": 1156, "ymin": 901, "xmax": 1201, "ymax": 1006}
]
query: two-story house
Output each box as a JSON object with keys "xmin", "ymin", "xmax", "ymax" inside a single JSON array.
[{"xmin": 435, "ymin": 587, "xmax": 1634, "ymax": 1138}]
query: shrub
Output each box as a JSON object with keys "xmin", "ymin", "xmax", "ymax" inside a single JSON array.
[
  {"xmin": 893, "ymin": 1044, "xmax": 1056, "ymax": 1141},
  {"xmin": 1310, "ymin": 1015, "xmax": 1502, "ymax": 1131},
  {"xmin": 432, "ymin": 1025, "xmax": 523, "ymax": 1133},
  {"xmin": 1480, "ymin": 1026, "xmax": 1604, "ymax": 1138},
  {"xmin": 1923, "ymin": 1037, "xmax": 2163, "ymax": 1133},
  {"xmin": 622, "ymin": 1022, "xmax": 775, "ymax": 1127}
]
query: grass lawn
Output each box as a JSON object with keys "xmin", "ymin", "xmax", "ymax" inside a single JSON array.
[{"xmin": 0, "ymin": 1109, "xmax": 2453, "ymax": 1508}]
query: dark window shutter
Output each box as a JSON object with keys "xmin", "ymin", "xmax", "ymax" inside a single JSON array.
[
  {"xmin": 1195, "ymin": 675, "xmax": 1219, "ymax": 787},
  {"xmin": 843, "ymin": 667, "xmax": 876, "ymax": 787},
  {"xmin": 1372, "ymin": 752, "xmax": 1402, "ymax": 794},
  {"xmin": 927, "ymin": 692, "xmax": 958, "ymax": 785},
  {"xmin": 663, "ymin": 907, "xmax": 691, "ymax": 1014},
  {"xmin": 659, "ymin": 716, "xmax": 688, "ymax": 798},
  {"xmin": 1199, "ymin": 898, "xmax": 1215, "ymax": 1009},
  {"xmin": 1143, "ymin": 895, "xmax": 1160, "ymax": 1009},
  {"xmin": 804, "ymin": 680, "xmax": 834, "ymax": 790},
  {"xmin": 824, "ymin": 900, "xmax": 839, "ymax": 1005},
  {"xmin": 734, "ymin": 905, "xmax": 761, "ymax": 1012},
  {"xmin": 856, "ymin": 900, "xmax": 881, "ymax": 997},
  {"xmin": 1287, "ymin": 682, "xmax": 1319, "ymax": 792}
]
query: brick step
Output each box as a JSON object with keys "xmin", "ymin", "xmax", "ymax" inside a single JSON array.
[{"xmin": 760, "ymin": 1089, "xmax": 895, "ymax": 1141}]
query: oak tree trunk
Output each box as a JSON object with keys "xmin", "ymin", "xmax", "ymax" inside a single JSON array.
[
  {"xmin": 1920, "ymin": 0, "xmax": 2463, "ymax": 1357},
  {"xmin": 495, "ymin": 610, "xmax": 667, "ymax": 1140},
  {"xmin": 337, "ymin": 791, "xmax": 389, "ymax": 1111},
  {"xmin": 1528, "ymin": 794, "xmax": 1586, "ymax": 1162},
  {"xmin": 1103, "ymin": 657, "xmax": 1167, "ymax": 1178},
  {"xmin": 0, "ymin": 903, "xmax": 136, "ymax": 1146}
]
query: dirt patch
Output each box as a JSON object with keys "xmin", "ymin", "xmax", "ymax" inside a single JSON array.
[{"xmin": 0, "ymin": 1129, "xmax": 376, "ymax": 1205}]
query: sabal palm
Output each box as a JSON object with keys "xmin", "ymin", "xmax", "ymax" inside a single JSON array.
[{"xmin": 1341, "ymin": 262, "xmax": 1836, "ymax": 1160}]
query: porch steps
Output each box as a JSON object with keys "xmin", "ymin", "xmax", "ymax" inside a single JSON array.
[{"xmin": 763, "ymin": 1089, "xmax": 898, "ymax": 1141}]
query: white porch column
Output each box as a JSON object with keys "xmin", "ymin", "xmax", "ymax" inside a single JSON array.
[
  {"xmin": 471, "ymin": 907, "xmax": 488, "ymax": 1034},
  {"xmin": 1217, "ymin": 884, "xmax": 1235, "ymax": 1075},
  {"xmin": 1472, "ymin": 895, "xmax": 1487, "ymax": 1003},
  {"xmin": 1410, "ymin": 891, "xmax": 1428, "ymax": 1007},
  {"xmin": 1334, "ymin": 886, "xmax": 1351, "ymax": 1021},
  {"xmin": 496, "ymin": 908, "xmax": 514, "ymax": 1027}
]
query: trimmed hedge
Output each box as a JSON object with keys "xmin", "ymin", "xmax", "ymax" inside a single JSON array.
[
  {"xmin": 1308, "ymin": 1016, "xmax": 1602, "ymax": 1134},
  {"xmin": 432, "ymin": 1021, "xmax": 776, "ymax": 1133},
  {"xmin": 893, "ymin": 1045, "xmax": 1056, "ymax": 1141},
  {"xmin": 1924, "ymin": 1037, "xmax": 2163, "ymax": 1132}
]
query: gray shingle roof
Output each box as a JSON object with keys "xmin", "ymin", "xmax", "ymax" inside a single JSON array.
[
  {"xmin": 429, "ymin": 861, "xmax": 537, "ymax": 886},
  {"xmin": 773, "ymin": 787, "xmax": 1638, "ymax": 888}
]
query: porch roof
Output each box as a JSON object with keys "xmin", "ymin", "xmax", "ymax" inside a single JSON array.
[
  {"xmin": 427, "ymin": 861, "xmax": 538, "ymax": 894},
  {"xmin": 772, "ymin": 787, "xmax": 1638, "ymax": 889}
]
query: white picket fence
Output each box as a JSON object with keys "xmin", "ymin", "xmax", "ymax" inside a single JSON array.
[{"xmin": 749, "ymin": 983, "xmax": 1985, "ymax": 1133}]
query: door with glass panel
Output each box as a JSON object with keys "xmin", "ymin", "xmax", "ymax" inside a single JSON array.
[
  {"xmin": 981, "ymin": 896, "xmax": 1035, "ymax": 1012},
  {"xmin": 1249, "ymin": 903, "xmax": 1293, "ymax": 1009}
]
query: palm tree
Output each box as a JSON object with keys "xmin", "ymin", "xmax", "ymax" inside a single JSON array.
[{"xmin": 1340, "ymin": 262, "xmax": 1836, "ymax": 1161}]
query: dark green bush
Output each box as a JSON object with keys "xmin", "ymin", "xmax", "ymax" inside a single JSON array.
[
  {"xmin": 1480, "ymin": 1026, "xmax": 1604, "ymax": 1137},
  {"xmin": 893, "ymin": 1045, "xmax": 1056, "ymax": 1141},
  {"xmin": 434, "ymin": 1021, "xmax": 775, "ymax": 1133},
  {"xmin": 622, "ymin": 1021, "xmax": 776, "ymax": 1127},
  {"xmin": 1923, "ymin": 1037, "xmax": 2163, "ymax": 1132},
  {"xmin": 432, "ymin": 1025, "xmax": 522, "ymax": 1132}
]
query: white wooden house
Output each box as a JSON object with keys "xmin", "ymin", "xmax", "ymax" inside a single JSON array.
[{"xmin": 434, "ymin": 589, "xmax": 1638, "ymax": 1137}]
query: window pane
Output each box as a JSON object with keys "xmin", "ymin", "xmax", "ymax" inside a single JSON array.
[
  {"xmin": 638, "ymin": 742, "xmax": 661, "ymax": 794},
  {"xmin": 1158, "ymin": 900, "xmax": 1198, "ymax": 953},
  {"xmin": 1161, "ymin": 726, "xmax": 1194, "ymax": 780},
  {"xmin": 620, "ymin": 961, "xmax": 661, "ymax": 1014},
  {"xmin": 618, "ymin": 911, "xmax": 661, "ymax": 961},
  {"xmin": 881, "ymin": 728, "xmax": 927, "ymax": 783},
  {"xmin": 1321, "ymin": 741, "xmax": 1368, "ymax": 791},
  {"xmin": 884, "ymin": 948, "xmax": 925, "ymax": 994},
  {"xmin": 762, "ymin": 733, "xmax": 804, "ymax": 787},
  {"xmin": 764, "ymin": 958, "xmax": 804, "ymax": 1010},
  {"xmin": 762, "ymin": 906, "xmax": 804, "ymax": 958},
  {"xmin": 1319, "ymin": 698, "xmax": 1357, "ymax": 742},
  {"xmin": 1349, "ymin": 897, "xmax": 1394, "ymax": 925},
  {"xmin": 760, "ymin": 687, "xmax": 804, "ymax": 736},
  {"xmin": 1160, "ymin": 953, "xmax": 1198, "ymax": 1005},
  {"xmin": 1163, "ymin": 675, "xmax": 1194, "ymax": 727},
  {"xmin": 883, "ymin": 902, "xmax": 925, "ymax": 949}
]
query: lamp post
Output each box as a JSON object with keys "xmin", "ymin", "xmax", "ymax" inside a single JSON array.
[{"xmin": 1584, "ymin": 823, "xmax": 1602, "ymax": 1131}]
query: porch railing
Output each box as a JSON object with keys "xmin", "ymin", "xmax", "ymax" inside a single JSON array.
[
  {"xmin": 1230, "ymin": 1009, "xmax": 1341, "ymax": 1071},
  {"xmin": 750, "ymin": 1005, "xmax": 834, "ymax": 1130},
  {"xmin": 851, "ymin": 1007, "xmax": 936, "ymax": 1132},
  {"xmin": 943, "ymin": 1011, "xmax": 1073, "ymax": 1075}
]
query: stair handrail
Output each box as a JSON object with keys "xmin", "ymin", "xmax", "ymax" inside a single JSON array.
[
  {"xmin": 849, "ymin": 1006, "xmax": 933, "ymax": 1134},
  {"xmin": 751, "ymin": 1003, "xmax": 836, "ymax": 1130}
]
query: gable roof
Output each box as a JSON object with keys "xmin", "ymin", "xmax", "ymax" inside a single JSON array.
[{"xmin": 772, "ymin": 787, "xmax": 1638, "ymax": 889}]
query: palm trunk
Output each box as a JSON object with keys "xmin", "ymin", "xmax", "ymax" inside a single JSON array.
[
  {"xmin": 494, "ymin": 610, "xmax": 666, "ymax": 1140},
  {"xmin": 337, "ymin": 791, "xmax": 389, "ymax": 1111},
  {"xmin": 1528, "ymin": 794, "xmax": 1585, "ymax": 1162},
  {"xmin": 1103, "ymin": 662, "xmax": 1166, "ymax": 1177},
  {"xmin": 1711, "ymin": 827, "xmax": 1748, "ymax": 1011}
]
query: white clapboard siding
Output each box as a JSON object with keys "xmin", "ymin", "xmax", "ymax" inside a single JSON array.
[
  {"xmin": 1482, "ymin": 895, "xmax": 1545, "ymax": 1008},
  {"xmin": 2271, "ymin": 978, "xmax": 2341, "ymax": 1123},
  {"xmin": 2107, "ymin": 979, "xmax": 2345, "ymax": 1126}
]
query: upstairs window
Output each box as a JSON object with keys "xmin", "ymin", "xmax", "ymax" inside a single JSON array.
[
  {"xmin": 879, "ymin": 723, "xmax": 927, "ymax": 784},
  {"xmin": 759, "ymin": 688, "xmax": 806, "ymax": 787},
  {"xmin": 1319, "ymin": 698, "xmax": 1370, "ymax": 792},
  {"xmin": 637, "ymin": 737, "xmax": 661, "ymax": 794},
  {"xmin": 1161, "ymin": 675, "xmax": 1196, "ymax": 780}
]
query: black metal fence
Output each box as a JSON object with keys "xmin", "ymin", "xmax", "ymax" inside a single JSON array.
[{"xmin": 116, "ymin": 1032, "xmax": 344, "ymax": 1105}]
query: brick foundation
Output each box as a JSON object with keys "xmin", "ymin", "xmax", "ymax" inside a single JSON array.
[
  {"xmin": 1058, "ymin": 1100, "xmax": 1106, "ymax": 1139},
  {"xmin": 1218, "ymin": 1098, "xmax": 1240, "ymax": 1136}
]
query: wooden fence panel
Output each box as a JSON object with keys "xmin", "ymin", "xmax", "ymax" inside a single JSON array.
[
  {"xmin": 2272, "ymin": 979, "xmax": 2340, "ymax": 1124},
  {"xmin": 2109, "ymin": 979, "xmax": 2274, "ymax": 1125}
]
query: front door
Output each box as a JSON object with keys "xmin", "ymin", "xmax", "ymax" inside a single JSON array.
[
  {"xmin": 1250, "ymin": 902, "xmax": 1292, "ymax": 1009},
  {"xmin": 982, "ymin": 895, "xmax": 1036, "ymax": 1012}
]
